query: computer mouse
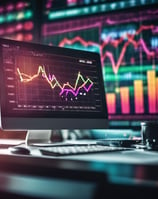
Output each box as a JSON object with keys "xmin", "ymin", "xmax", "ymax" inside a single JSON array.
[{"xmin": 9, "ymin": 146, "xmax": 30, "ymax": 155}]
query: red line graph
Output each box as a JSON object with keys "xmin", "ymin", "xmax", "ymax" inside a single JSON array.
[
  {"xmin": 17, "ymin": 66, "xmax": 93, "ymax": 97},
  {"xmin": 59, "ymin": 36, "xmax": 99, "ymax": 48},
  {"xmin": 58, "ymin": 25, "xmax": 155, "ymax": 74}
]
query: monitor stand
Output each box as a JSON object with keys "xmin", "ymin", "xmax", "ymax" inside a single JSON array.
[{"xmin": 25, "ymin": 130, "xmax": 63, "ymax": 146}]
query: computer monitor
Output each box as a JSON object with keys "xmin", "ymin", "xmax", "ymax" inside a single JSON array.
[
  {"xmin": 0, "ymin": 38, "xmax": 108, "ymax": 138},
  {"xmin": 41, "ymin": 1, "xmax": 158, "ymax": 130}
]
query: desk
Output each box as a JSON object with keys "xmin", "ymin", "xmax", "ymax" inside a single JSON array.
[{"xmin": 0, "ymin": 145, "xmax": 158, "ymax": 198}]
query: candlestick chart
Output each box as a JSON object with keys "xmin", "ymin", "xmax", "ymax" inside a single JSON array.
[{"xmin": 42, "ymin": 6, "xmax": 158, "ymax": 119}]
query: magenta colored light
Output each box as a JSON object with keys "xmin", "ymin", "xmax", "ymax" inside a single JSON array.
[
  {"xmin": 24, "ymin": 21, "xmax": 34, "ymax": 30},
  {"xmin": 46, "ymin": 2, "xmax": 52, "ymax": 9},
  {"xmin": 16, "ymin": 23, "xmax": 23, "ymax": 31},
  {"xmin": 16, "ymin": 2, "xmax": 25, "ymax": 10},
  {"xmin": 6, "ymin": 4, "xmax": 14, "ymax": 12},
  {"xmin": 0, "ymin": 29, "xmax": 5, "ymax": 35},
  {"xmin": 67, "ymin": 0, "xmax": 77, "ymax": 5},
  {"xmin": 24, "ymin": 33, "xmax": 33, "ymax": 41},
  {"xmin": 6, "ymin": 26, "xmax": 15, "ymax": 34},
  {"xmin": 0, "ymin": 7, "xmax": 4, "ymax": 13}
]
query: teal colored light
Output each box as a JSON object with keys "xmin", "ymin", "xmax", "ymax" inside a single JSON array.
[
  {"xmin": 49, "ymin": 11, "xmax": 65, "ymax": 20},
  {"xmin": 83, "ymin": 7, "xmax": 89, "ymax": 14},
  {"xmin": 130, "ymin": 0, "xmax": 136, "ymax": 6},
  {"xmin": 64, "ymin": 44, "xmax": 100, "ymax": 53},
  {"xmin": 24, "ymin": 10, "xmax": 33, "ymax": 19},
  {"xmin": 110, "ymin": 3, "xmax": 117, "ymax": 9},
  {"xmin": 47, "ymin": 0, "xmax": 157, "ymax": 21},
  {"xmin": 6, "ymin": 13, "xmax": 15, "ymax": 22},
  {"xmin": 104, "ymin": 73, "xmax": 146, "ymax": 81},
  {"xmin": 0, "ymin": 16, "xmax": 5, "ymax": 24},
  {"xmin": 120, "ymin": 1, "xmax": 125, "ymax": 8},
  {"xmin": 66, "ymin": 9, "xmax": 80, "ymax": 17},
  {"xmin": 91, "ymin": 5, "xmax": 98, "ymax": 13},
  {"xmin": 49, "ymin": 6, "xmax": 90, "ymax": 20},
  {"xmin": 104, "ymin": 65, "xmax": 156, "ymax": 74}
]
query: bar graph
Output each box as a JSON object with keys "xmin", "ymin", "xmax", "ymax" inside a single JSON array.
[
  {"xmin": 134, "ymin": 80, "xmax": 144, "ymax": 114},
  {"xmin": 120, "ymin": 87, "xmax": 130, "ymax": 114},
  {"xmin": 106, "ymin": 70, "xmax": 158, "ymax": 116},
  {"xmin": 106, "ymin": 93, "xmax": 116, "ymax": 114},
  {"xmin": 147, "ymin": 70, "xmax": 157, "ymax": 113}
]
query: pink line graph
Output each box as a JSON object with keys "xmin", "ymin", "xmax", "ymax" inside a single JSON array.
[{"xmin": 58, "ymin": 25, "xmax": 155, "ymax": 74}]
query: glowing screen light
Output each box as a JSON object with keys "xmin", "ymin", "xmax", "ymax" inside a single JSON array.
[
  {"xmin": 1, "ymin": 41, "xmax": 104, "ymax": 116},
  {"xmin": 42, "ymin": 1, "xmax": 158, "ymax": 121}
]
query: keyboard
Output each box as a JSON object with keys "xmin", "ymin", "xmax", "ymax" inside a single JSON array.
[{"xmin": 39, "ymin": 144, "xmax": 128, "ymax": 156}]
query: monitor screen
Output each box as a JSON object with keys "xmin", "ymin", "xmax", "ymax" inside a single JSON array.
[
  {"xmin": 0, "ymin": 38, "xmax": 108, "ymax": 130},
  {"xmin": 41, "ymin": 1, "xmax": 158, "ymax": 129}
]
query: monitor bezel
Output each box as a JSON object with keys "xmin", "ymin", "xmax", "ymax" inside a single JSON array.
[{"xmin": 0, "ymin": 38, "xmax": 108, "ymax": 130}]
